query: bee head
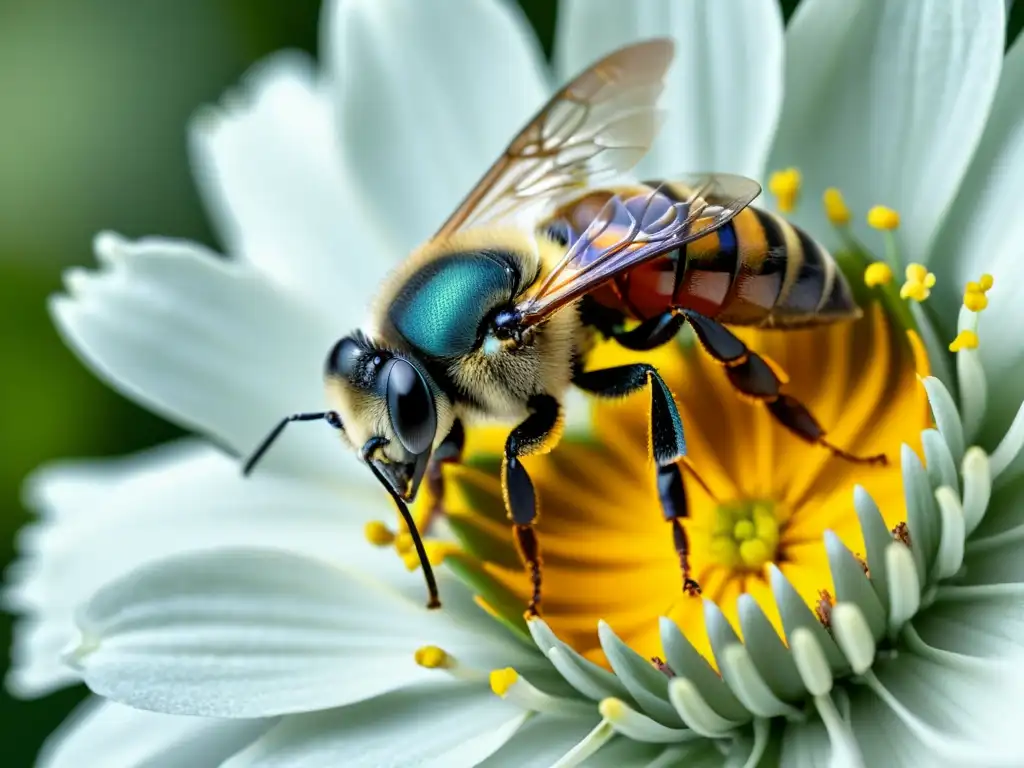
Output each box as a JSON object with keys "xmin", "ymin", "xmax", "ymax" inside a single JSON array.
[{"xmin": 324, "ymin": 331, "xmax": 439, "ymax": 501}]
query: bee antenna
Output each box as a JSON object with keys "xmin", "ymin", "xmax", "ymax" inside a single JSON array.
[
  {"xmin": 241, "ymin": 411, "xmax": 343, "ymax": 476},
  {"xmin": 361, "ymin": 436, "xmax": 442, "ymax": 610}
]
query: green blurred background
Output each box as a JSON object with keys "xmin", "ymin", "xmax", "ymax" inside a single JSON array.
[{"xmin": 0, "ymin": 1, "xmax": 1021, "ymax": 764}]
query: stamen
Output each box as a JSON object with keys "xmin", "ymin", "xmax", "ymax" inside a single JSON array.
[
  {"xmin": 948, "ymin": 330, "xmax": 978, "ymax": 352},
  {"xmin": 899, "ymin": 263, "xmax": 936, "ymax": 302},
  {"xmin": 864, "ymin": 262, "xmax": 893, "ymax": 287},
  {"xmin": 414, "ymin": 645, "xmax": 449, "ymax": 669},
  {"xmin": 364, "ymin": 520, "xmax": 395, "ymax": 547},
  {"xmin": 866, "ymin": 205, "xmax": 900, "ymax": 231},
  {"xmin": 768, "ymin": 168, "xmax": 801, "ymax": 213},
  {"xmin": 823, "ymin": 187, "xmax": 851, "ymax": 226},
  {"xmin": 402, "ymin": 541, "xmax": 459, "ymax": 570},
  {"xmin": 598, "ymin": 697, "xmax": 698, "ymax": 743},
  {"xmin": 490, "ymin": 667, "xmax": 593, "ymax": 716},
  {"xmin": 413, "ymin": 645, "xmax": 487, "ymax": 682},
  {"xmin": 550, "ymin": 720, "xmax": 615, "ymax": 768}
]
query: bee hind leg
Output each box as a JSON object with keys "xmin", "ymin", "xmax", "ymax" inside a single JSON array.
[
  {"xmin": 682, "ymin": 310, "xmax": 887, "ymax": 466},
  {"xmin": 503, "ymin": 395, "xmax": 561, "ymax": 617},
  {"xmin": 573, "ymin": 363, "xmax": 701, "ymax": 597}
]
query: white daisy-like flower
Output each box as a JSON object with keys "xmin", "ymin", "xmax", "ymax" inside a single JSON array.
[{"xmin": 9, "ymin": 0, "xmax": 1024, "ymax": 766}]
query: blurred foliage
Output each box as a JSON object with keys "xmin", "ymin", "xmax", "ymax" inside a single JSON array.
[{"xmin": 0, "ymin": 0, "xmax": 1020, "ymax": 764}]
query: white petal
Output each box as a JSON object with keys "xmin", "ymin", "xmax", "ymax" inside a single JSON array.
[
  {"xmin": 71, "ymin": 548, "xmax": 537, "ymax": 718},
  {"xmin": 190, "ymin": 53, "xmax": 396, "ymax": 317},
  {"xmin": 927, "ymin": 32, "xmax": 1024, "ymax": 435},
  {"xmin": 856, "ymin": 656, "xmax": 1024, "ymax": 764},
  {"xmin": 770, "ymin": 0, "xmax": 1005, "ymax": 260},
  {"xmin": 38, "ymin": 696, "xmax": 270, "ymax": 768},
  {"xmin": 5, "ymin": 441, "xmax": 389, "ymax": 698},
  {"xmin": 556, "ymin": 0, "xmax": 784, "ymax": 180},
  {"xmin": 51, "ymin": 233, "xmax": 344, "ymax": 481},
  {"xmin": 913, "ymin": 586, "xmax": 1024, "ymax": 659},
  {"xmin": 476, "ymin": 715, "xmax": 601, "ymax": 768},
  {"xmin": 223, "ymin": 683, "xmax": 523, "ymax": 768},
  {"xmin": 325, "ymin": 0, "xmax": 549, "ymax": 252}
]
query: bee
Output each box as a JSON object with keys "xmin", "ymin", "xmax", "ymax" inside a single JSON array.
[{"xmin": 242, "ymin": 39, "xmax": 884, "ymax": 614}]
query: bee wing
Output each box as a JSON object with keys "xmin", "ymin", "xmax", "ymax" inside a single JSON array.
[
  {"xmin": 434, "ymin": 39, "xmax": 674, "ymax": 238},
  {"xmin": 515, "ymin": 174, "xmax": 762, "ymax": 324}
]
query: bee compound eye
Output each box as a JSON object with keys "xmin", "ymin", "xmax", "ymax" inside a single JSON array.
[{"xmin": 385, "ymin": 358, "xmax": 436, "ymax": 456}]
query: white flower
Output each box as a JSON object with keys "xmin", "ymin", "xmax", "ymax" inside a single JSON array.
[{"xmin": 9, "ymin": 0, "xmax": 1024, "ymax": 766}]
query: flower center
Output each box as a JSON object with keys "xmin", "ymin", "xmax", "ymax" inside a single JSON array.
[{"xmin": 709, "ymin": 499, "xmax": 779, "ymax": 571}]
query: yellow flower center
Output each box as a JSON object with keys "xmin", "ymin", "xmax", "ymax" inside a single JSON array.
[
  {"xmin": 391, "ymin": 298, "xmax": 930, "ymax": 669},
  {"xmin": 709, "ymin": 500, "xmax": 779, "ymax": 571}
]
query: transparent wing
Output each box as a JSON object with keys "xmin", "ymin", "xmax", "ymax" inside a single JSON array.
[
  {"xmin": 434, "ymin": 39, "xmax": 674, "ymax": 238},
  {"xmin": 516, "ymin": 174, "xmax": 763, "ymax": 325}
]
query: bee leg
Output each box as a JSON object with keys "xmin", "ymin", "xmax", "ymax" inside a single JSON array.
[
  {"xmin": 681, "ymin": 311, "xmax": 887, "ymax": 466},
  {"xmin": 423, "ymin": 419, "xmax": 465, "ymax": 533},
  {"xmin": 612, "ymin": 311, "xmax": 688, "ymax": 351},
  {"xmin": 573, "ymin": 364, "xmax": 701, "ymax": 597},
  {"xmin": 503, "ymin": 395, "xmax": 561, "ymax": 617}
]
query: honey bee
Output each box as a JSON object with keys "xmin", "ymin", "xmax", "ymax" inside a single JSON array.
[{"xmin": 242, "ymin": 39, "xmax": 884, "ymax": 614}]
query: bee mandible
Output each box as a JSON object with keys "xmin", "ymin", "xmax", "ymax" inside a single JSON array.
[{"xmin": 242, "ymin": 39, "xmax": 884, "ymax": 614}]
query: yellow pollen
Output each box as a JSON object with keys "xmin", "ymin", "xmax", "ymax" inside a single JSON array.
[
  {"xmin": 402, "ymin": 541, "xmax": 460, "ymax": 571},
  {"xmin": 867, "ymin": 205, "xmax": 900, "ymax": 230},
  {"xmin": 964, "ymin": 290, "xmax": 988, "ymax": 312},
  {"xmin": 823, "ymin": 187, "xmax": 851, "ymax": 226},
  {"xmin": 489, "ymin": 667, "xmax": 519, "ymax": 697},
  {"xmin": 899, "ymin": 263, "xmax": 936, "ymax": 302},
  {"xmin": 768, "ymin": 167, "xmax": 802, "ymax": 213},
  {"xmin": 864, "ymin": 262, "xmax": 893, "ymax": 288},
  {"xmin": 363, "ymin": 520, "xmax": 395, "ymax": 547},
  {"xmin": 414, "ymin": 645, "xmax": 450, "ymax": 669},
  {"xmin": 963, "ymin": 273, "xmax": 994, "ymax": 312},
  {"xmin": 394, "ymin": 533, "xmax": 413, "ymax": 554},
  {"xmin": 949, "ymin": 330, "xmax": 979, "ymax": 352},
  {"xmin": 710, "ymin": 500, "xmax": 779, "ymax": 572}
]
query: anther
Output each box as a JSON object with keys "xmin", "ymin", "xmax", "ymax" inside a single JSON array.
[
  {"xmin": 899, "ymin": 263, "xmax": 936, "ymax": 302},
  {"xmin": 963, "ymin": 273, "xmax": 994, "ymax": 312},
  {"xmin": 490, "ymin": 667, "xmax": 518, "ymax": 697},
  {"xmin": 823, "ymin": 188, "xmax": 851, "ymax": 226},
  {"xmin": 415, "ymin": 645, "xmax": 488, "ymax": 682},
  {"xmin": 414, "ymin": 645, "xmax": 450, "ymax": 669},
  {"xmin": 864, "ymin": 262, "xmax": 893, "ymax": 288},
  {"xmin": 867, "ymin": 205, "xmax": 900, "ymax": 231},
  {"xmin": 949, "ymin": 330, "xmax": 979, "ymax": 352},
  {"xmin": 768, "ymin": 168, "xmax": 802, "ymax": 213},
  {"xmin": 402, "ymin": 541, "xmax": 459, "ymax": 570},
  {"xmin": 364, "ymin": 520, "xmax": 395, "ymax": 547},
  {"xmin": 490, "ymin": 667, "xmax": 592, "ymax": 716}
]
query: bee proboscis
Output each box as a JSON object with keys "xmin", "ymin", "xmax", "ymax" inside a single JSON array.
[{"xmin": 242, "ymin": 39, "xmax": 884, "ymax": 613}]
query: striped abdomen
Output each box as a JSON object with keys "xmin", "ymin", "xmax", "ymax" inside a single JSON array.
[{"xmin": 583, "ymin": 182, "xmax": 860, "ymax": 328}]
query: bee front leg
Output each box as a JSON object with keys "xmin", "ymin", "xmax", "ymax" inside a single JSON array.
[
  {"xmin": 503, "ymin": 395, "xmax": 561, "ymax": 618},
  {"xmin": 573, "ymin": 364, "xmax": 701, "ymax": 597},
  {"xmin": 423, "ymin": 419, "xmax": 465, "ymax": 534}
]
